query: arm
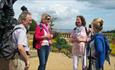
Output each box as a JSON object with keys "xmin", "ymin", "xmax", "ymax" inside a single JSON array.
[
  {"xmin": 95, "ymin": 38, "xmax": 103, "ymax": 54},
  {"xmin": 18, "ymin": 44, "xmax": 29, "ymax": 67},
  {"xmin": 35, "ymin": 25, "xmax": 52, "ymax": 41},
  {"xmin": 70, "ymin": 37, "xmax": 77, "ymax": 43},
  {"xmin": 16, "ymin": 29, "xmax": 30, "ymax": 68},
  {"xmin": 70, "ymin": 31, "xmax": 77, "ymax": 43},
  {"xmin": 76, "ymin": 36, "xmax": 87, "ymax": 42},
  {"xmin": 35, "ymin": 26, "xmax": 44, "ymax": 40}
]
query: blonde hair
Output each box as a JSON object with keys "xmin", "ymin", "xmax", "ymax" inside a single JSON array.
[
  {"xmin": 40, "ymin": 13, "xmax": 51, "ymax": 23},
  {"xmin": 41, "ymin": 13, "xmax": 50, "ymax": 19},
  {"xmin": 92, "ymin": 18, "xmax": 104, "ymax": 32}
]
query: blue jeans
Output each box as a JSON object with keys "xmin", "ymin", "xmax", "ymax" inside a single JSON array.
[{"xmin": 37, "ymin": 45, "xmax": 50, "ymax": 70}]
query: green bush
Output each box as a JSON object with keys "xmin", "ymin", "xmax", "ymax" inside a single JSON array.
[
  {"xmin": 51, "ymin": 34, "xmax": 72, "ymax": 57},
  {"xmin": 53, "ymin": 34, "xmax": 71, "ymax": 49}
]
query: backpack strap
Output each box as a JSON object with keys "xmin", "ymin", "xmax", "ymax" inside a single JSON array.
[
  {"xmin": 73, "ymin": 27, "xmax": 76, "ymax": 30},
  {"xmin": 2, "ymin": 27, "xmax": 22, "ymax": 42},
  {"xmin": 39, "ymin": 24, "xmax": 42, "ymax": 32},
  {"xmin": 85, "ymin": 27, "xmax": 88, "ymax": 36},
  {"xmin": 11, "ymin": 27, "xmax": 22, "ymax": 35}
]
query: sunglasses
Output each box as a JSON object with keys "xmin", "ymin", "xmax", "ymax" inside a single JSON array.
[{"xmin": 46, "ymin": 17, "xmax": 51, "ymax": 21}]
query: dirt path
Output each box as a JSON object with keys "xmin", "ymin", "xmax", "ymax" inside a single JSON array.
[{"xmin": 29, "ymin": 52, "xmax": 115, "ymax": 70}]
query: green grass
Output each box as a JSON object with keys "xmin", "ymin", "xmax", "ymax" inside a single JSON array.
[{"xmin": 110, "ymin": 43, "xmax": 115, "ymax": 55}]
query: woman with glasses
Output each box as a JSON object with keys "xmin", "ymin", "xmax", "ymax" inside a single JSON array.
[{"xmin": 34, "ymin": 13, "xmax": 53, "ymax": 70}]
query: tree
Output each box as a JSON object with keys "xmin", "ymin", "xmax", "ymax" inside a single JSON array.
[
  {"xmin": 50, "ymin": 17, "xmax": 58, "ymax": 30},
  {"xmin": 29, "ymin": 19, "xmax": 37, "ymax": 31}
]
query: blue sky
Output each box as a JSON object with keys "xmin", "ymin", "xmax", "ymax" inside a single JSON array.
[{"xmin": 13, "ymin": 0, "xmax": 115, "ymax": 31}]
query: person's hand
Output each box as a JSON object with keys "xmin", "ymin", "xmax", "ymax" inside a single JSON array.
[
  {"xmin": 71, "ymin": 36, "xmax": 76, "ymax": 39},
  {"xmin": 25, "ymin": 60, "xmax": 30, "ymax": 70},
  {"xmin": 70, "ymin": 38, "xmax": 76, "ymax": 43},
  {"xmin": 46, "ymin": 34, "xmax": 52, "ymax": 39},
  {"xmin": 50, "ymin": 34, "xmax": 53, "ymax": 39}
]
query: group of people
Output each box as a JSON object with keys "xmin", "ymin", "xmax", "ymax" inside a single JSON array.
[
  {"xmin": 0, "ymin": 8, "xmax": 53, "ymax": 70},
  {"xmin": 70, "ymin": 15, "xmax": 108, "ymax": 70},
  {"xmin": 0, "ymin": 4, "xmax": 109, "ymax": 70}
]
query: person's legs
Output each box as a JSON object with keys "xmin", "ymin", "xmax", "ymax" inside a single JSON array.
[
  {"xmin": 9, "ymin": 59, "xmax": 18, "ymax": 70},
  {"xmin": 9, "ymin": 55, "xmax": 25, "ymax": 70},
  {"xmin": 82, "ymin": 49, "xmax": 87, "ymax": 70},
  {"xmin": 92, "ymin": 59, "xmax": 96, "ymax": 70},
  {"xmin": 0, "ymin": 55, "xmax": 25, "ymax": 70},
  {"xmin": 37, "ymin": 46, "xmax": 47, "ymax": 70},
  {"xmin": 73, "ymin": 55, "xmax": 79, "ymax": 70},
  {"xmin": 44, "ymin": 46, "xmax": 50, "ymax": 69}
]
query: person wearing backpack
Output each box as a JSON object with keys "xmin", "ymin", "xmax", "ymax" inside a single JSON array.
[
  {"xmin": 33, "ymin": 13, "xmax": 53, "ymax": 70},
  {"xmin": 0, "ymin": 11, "xmax": 32, "ymax": 70},
  {"xmin": 70, "ymin": 15, "xmax": 87, "ymax": 70},
  {"xmin": 12, "ymin": 11, "xmax": 32, "ymax": 70},
  {"xmin": 87, "ymin": 18, "xmax": 110, "ymax": 70}
]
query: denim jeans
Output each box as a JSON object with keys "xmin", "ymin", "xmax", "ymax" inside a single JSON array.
[{"xmin": 37, "ymin": 45, "xmax": 50, "ymax": 70}]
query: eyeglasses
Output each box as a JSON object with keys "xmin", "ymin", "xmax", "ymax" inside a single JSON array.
[{"xmin": 46, "ymin": 17, "xmax": 51, "ymax": 21}]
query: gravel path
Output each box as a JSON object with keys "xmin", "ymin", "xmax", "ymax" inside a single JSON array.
[{"xmin": 29, "ymin": 51, "xmax": 115, "ymax": 70}]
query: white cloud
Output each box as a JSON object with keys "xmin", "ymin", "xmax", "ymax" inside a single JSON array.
[
  {"xmin": 79, "ymin": 0, "xmax": 115, "ymax": 9},
  {"xmin": 49, "ymin": 4, "xmax": 68, "ymax": 16},
  {"xmin": 13, "ymin": 0, "xmax": 115, "ymax": 30}
]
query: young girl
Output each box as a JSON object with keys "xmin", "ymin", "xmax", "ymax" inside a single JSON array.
[{"xmin": 70, "ymin": 15, "xmax": 87, "ymax": 70}]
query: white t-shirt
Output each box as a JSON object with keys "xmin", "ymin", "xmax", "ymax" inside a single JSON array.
[
  {"xmin": 41, "ymin": 29, "xmax": 49, "ymax": 46},
  {"xmin": 12, "ymin": 24, "xmax": 30, "ymax": 51}
]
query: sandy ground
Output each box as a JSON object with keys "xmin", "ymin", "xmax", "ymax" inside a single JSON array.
[{"xmin": 29, "ymin": 51, "xmax": 115, "ymax": 70}]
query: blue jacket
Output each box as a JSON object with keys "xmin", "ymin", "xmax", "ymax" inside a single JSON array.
[{"xmin": 94, "ymin": 33, "xmax": 106, "ymax": 68}]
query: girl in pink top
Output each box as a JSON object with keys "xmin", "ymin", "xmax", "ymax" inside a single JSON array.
[{"xmin": 70, "ymin": 15, "xmax": 87, "ymax": 70}]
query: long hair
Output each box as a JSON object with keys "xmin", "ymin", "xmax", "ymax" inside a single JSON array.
[{"xmin": 77, "ymin": 15, "xmax": 86, "ymax": 26}]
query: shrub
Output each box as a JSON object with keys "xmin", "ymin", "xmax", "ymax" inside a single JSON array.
[
  {"xmin": 53, "ymin": 34, "xmax": 71, "ymax": 49},
  {"xmin": 51, "ymin": 34, "xmax": 72, "ymax": 57}
]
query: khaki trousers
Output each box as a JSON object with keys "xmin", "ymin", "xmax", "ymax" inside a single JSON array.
[{"xmin": 0, "ymin": 55, "xmax": 25, "ymax": 70}]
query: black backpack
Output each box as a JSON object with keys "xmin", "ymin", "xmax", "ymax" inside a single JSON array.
[
  {"xmin": 0, "ymin": 0, "xmax": 19, "ymax": 59},
  {"xmin": 0, "ymin": 27, "xmax": 21, "ymax": 59}
]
